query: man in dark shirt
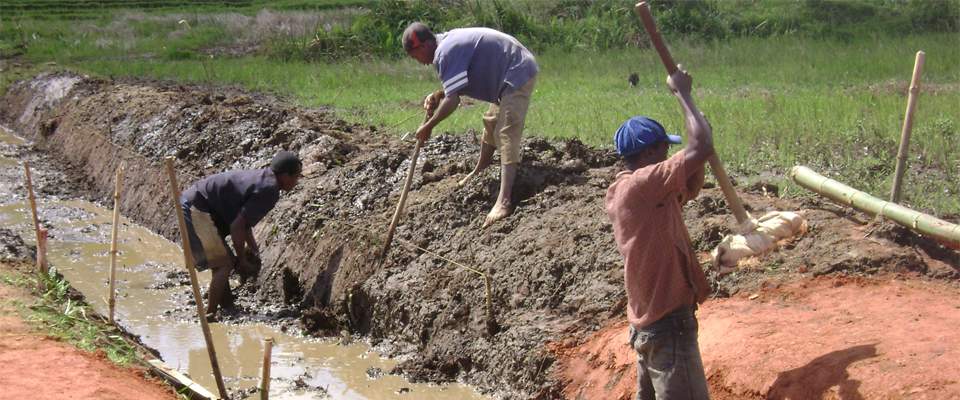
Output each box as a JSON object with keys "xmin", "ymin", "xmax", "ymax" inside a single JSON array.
[{"xmin": 181, "ymin": 151, "xmax": 302, "ymax": 320}]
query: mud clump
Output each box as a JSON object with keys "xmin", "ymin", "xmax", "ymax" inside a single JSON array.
[
  {"xmin": 2, "ymin": 72, "xmax": 956, "ymax": 399},
  {"xmin": 0, "ymin": 228, "xmax": 32, "ymax": 263}
]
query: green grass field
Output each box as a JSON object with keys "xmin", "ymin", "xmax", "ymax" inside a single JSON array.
[
  {"xmin": 1, "ymin": 2, "xmax": 958, "ymax": 216},
  {"xmin": 0, "ymin": 0, "xmax": 373, "ymax": 19}
]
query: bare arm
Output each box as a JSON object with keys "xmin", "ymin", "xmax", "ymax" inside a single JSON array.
[
  {"xmin": 416, "ymin": 95, "xmax": 461, "ymax": 141},
  {"xmin": 230, "ymin": 214, "xmax": 249, "ymax": 263},
  {"xmin": 668, "ymin": 68, "xmax": 714, "ymax": 169},
  {"xmin": 245, "ymin": 225, "xmax": 259, "ymax": 256},
  {"xmin": 683, "ymin": 164, "xmax": 706, "ymax": 203}
]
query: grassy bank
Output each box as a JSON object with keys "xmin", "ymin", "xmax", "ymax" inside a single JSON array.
[
  {"xmin": 0, "ymin": 266, "xmax": 140, "ymax": 366},
  {"xmin": 0, "ymin": 1, "xmax": 958, "ymax": 216},
  {"xmin": 71, "ymin": 33, "xmax": 960, "ymax": 215}
]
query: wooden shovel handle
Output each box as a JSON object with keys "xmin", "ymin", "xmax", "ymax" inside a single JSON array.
[
  {"xmin": 634, "ymin": 2, "xmax": 750, "ymax": 225},
  {"xmin": 380, "ymin": 112, "xmax": 431, "ymax": 265},
  {"xmin": 380, "ymin": 138, "xmax": 423, "ymax": 264},
  {"xmin": 635, "ymin": 2, "xmax": 678, "ymax": 75}
]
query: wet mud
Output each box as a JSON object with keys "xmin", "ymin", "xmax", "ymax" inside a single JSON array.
[{"xmin": 1, "ymin": 72, "xmax": 957, "ymax": 398}]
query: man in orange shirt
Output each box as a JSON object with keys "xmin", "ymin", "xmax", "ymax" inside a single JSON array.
[{"xmin": 605, "ymin": 67, "xmax": 713, "ymax": 399}]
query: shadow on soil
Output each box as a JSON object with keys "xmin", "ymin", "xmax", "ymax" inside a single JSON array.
[{"xmin": 767, "ymin": 344, "xmax": 878, "ymax": 400}]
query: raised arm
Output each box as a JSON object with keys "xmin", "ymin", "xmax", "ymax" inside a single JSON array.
[
  {"xmin": 245, "ymin": 225, "xmax": 259, "ymax": 256},
  {"xmin": 668, "ymin": 67, "xmax": 714, "ymax": 167}
]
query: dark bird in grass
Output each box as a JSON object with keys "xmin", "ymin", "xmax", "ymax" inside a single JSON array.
[{"xmin": 628, "ymin": 72, "xmax": 639, "ymax": 87}]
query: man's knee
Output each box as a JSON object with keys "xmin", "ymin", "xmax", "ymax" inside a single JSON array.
[{"xmin": 211, "ymin": 263, "xmax": 233, "ymax": 278}]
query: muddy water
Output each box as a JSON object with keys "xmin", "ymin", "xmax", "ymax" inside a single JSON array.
[{"xmin": 0, "ymin": 127, "xmax": 486, "ymax": 399}]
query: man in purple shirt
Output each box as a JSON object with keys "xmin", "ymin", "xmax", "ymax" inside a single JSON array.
[
  {"xmin": 402, "ymin": 22, "xmax": 539, "ymax": 227},
  {"xmin": 181, "ymin": 151, "xmax": 301, "ymax": 320}
]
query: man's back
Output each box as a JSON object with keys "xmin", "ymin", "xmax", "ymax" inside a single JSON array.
[
  {"xmin": 182, "ymin": 168, "xmax": 279, "ymax": 234},
  {"xmin": 605, "ymin": 150, "xmax": 709, "ymax": 329},
  {"xmin": 434, "ymin": 27, "xmax": 538, "ymax": 103}
]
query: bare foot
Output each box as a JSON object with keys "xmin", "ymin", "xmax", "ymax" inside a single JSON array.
[
  {"xmin": 482, "ymin": 203, "xmax": 513, "ymax": 228},
  {"xmin": 205, "ymin": 311, "xmax": 219, "ymax": 323}
]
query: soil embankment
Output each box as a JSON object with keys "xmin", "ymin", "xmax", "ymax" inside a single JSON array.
[{"xmin": 2, "ymin": 72, "xmax": 957, "ymax": 398}]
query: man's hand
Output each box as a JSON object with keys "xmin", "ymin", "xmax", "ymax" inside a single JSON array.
[
  {"xmin": 236, "ymin": 255, "xmax": 261, "ymax": 284},
  {"xmin": 422, "ymin": 89, "xmax": 445, "ymax": 117},
  {"xmin": 667, "ymin": 64, "xmax": 693, "ymax": 96},
  {"xmin": 416, "ymin": 123, "xmax": 433, "ymax": 142}
]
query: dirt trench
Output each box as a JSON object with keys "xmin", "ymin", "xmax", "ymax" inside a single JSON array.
[{"xmin": 2, "ymin": 72, "xmax": 957, "ymax": 399}]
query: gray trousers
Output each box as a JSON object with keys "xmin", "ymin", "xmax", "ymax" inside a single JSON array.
[{"xmin": 629, "ymin": 305, "xmax": 710, "ymax": 400}]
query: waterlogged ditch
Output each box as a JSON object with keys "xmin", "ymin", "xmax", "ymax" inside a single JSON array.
[{"xmin": 0, "ymin": 126, "xmax": 486, "ymax": 400}]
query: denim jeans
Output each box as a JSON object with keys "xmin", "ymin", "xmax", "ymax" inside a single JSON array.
[{"xmin": 629, "ymin": 305, "xmax": 710, "ymax": 400}]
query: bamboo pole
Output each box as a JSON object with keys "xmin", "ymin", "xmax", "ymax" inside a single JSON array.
[
  {"xmin": 889, "ymin": 51, "xmax": 925, "ymax": 204},
  {"xmin": 792, "ymin": 165, "xmax": 959, "ymax": 248},
  {"xmin": 260, "ymin": 338, "xmax": 274, "ymax": 400},
  {"xmin": 108, "ymin": 162, "xmax": 125, "ymax": 324},
  {"xmin": 164, "ymin": 157, "xmax": 229, "ymax": 400},
  {"xmin": 23, "ymin": 161, "xmax": 45, "ymax": 274},
  {"xmin": 37, "ymin": 228, "xmax": 48, "ymax": 277}
]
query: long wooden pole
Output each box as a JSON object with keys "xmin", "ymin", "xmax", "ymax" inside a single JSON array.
[
  {"xmin": 260, "ymin": 337, "xmax": 274, "ymax": 400},
  {"xmin": 164, "ymin": 157, "xmax": 229, "ymax": 400},
  {"xmin": 23, "ymin": 161, "xmax": 46, "ymax": 274},
  {"xmin": 635, "ymin": 2, "xmax": 750, "ymax": 225},
  {"xmin": 379, "ymin": 138, "xmax": 424, "ymax": 264},
  {"xmin": 379, "ymin": 113, "xmax": 431, "ymax": 265},
  {"xmin": 889, "ymin": 50, "xmax": 925, "ymax": 203},
  {"xmin": 792, "ymin": 165, "xmax": 959, "ymax": 248},
  {"xmin": 108, "ymin": 162, "xmax": 125, "ymax": 324}
]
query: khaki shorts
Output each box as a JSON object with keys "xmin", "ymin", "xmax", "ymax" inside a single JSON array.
[
  {"xmin": 482, "ymin": 76, "xmax": 536, "ymax": 165},
  {"xmin": 183, "ymin": 206, "xmax": 233, "ymax": 271}
]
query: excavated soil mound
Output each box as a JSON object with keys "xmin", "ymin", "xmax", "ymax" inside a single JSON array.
[
  {"xmin": 552, "ymin": 275, "xmax": 960, "ymax": 399},
  {"xmin": 1, "ymin": 72, "xmax": 957, "ymax": 398}
]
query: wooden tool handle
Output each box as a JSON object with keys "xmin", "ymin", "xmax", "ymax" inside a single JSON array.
[
  {"xmin": 634, "ymin": 1, "xmax": 750, "ymax": 225},
  {"xmin": 379, "ymin": 138, "xmax": 424, "ymax": 264},
  {"xmin": 635, "ymin": 2, "xmax": 678, "ymax": 75}
]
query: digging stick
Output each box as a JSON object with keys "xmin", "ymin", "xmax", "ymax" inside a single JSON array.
[
  {"xmin": 379, "ymin": 114, "xmax": 430, "ymax": 265},
  {"xmin": 108, "ymin": 162, "xmax": 125, "ymax": 324},
  {"xmin": 635, "ymin": 2, "xmax": 750, "ymax": 226},
  {"xmin": 164, "ymin": 157, "xmax": 230, "ymax": 400},
  {"xmin": 260, "ymin": 337, "xmax": 274, "ymax": 400},
  {"xmin": 23, "ymin": 161, "xmax": 45, "ymax": 274},
  {"xmin": 889, "ymin": 51, "xmax": 925, "ymax": 204}
]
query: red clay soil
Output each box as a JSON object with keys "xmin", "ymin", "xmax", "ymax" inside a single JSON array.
[
  {"xmin": 552, "ymin": 275, "xmax": 960, "ymax": 399},
  {"xmin": 0, "ymin": 264, "xmax": 176, "ymax": 400}
]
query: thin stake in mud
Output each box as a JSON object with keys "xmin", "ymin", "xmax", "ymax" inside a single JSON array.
[
  {"xmin": 36, "ymin": 228, "xmax": 48, "ymax": 292},
  {"xmin": 108, "ymin": 161, "xmax": 126, "ymax": 324},
  {"xmin": 164, "ymin": 157, "xmax": 230, "ymax": 400},
  {"xmin": 889, "ymin": 50, "xmax": 925, "ymax": 204},
  {"xmin": 23, "ymin": 161, "xmax": 45, "ymax": 275},
  {"xmin": 260, "ymin": 337, "xmax": 274, "ymax": 400}
]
